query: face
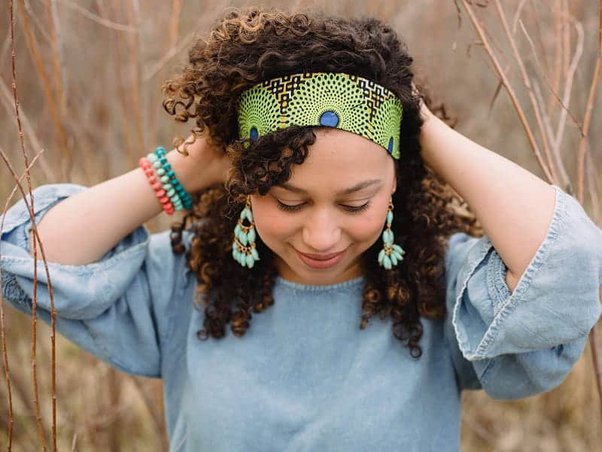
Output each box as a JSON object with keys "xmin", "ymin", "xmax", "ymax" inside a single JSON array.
[{"xmin": 250, "ymin": 128, "xmax": 397, "ymax": 286}]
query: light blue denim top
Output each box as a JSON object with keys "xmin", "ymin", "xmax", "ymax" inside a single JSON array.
[{"xmin": 1, "ymin": 184, "xmax": 601, "ymax": 451}]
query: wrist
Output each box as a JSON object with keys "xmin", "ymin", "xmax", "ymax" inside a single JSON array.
[
  {"xmin": 167, "ymin": 150, "xmax": 202, "ymax": 194},
  {"xmin": 167, "ymin": 138, "xmax": 222, "ymax": 194}
]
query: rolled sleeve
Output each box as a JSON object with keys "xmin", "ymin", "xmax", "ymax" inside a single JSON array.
[
  {"xmin": 445, "ymin": 185, "xmax": 602, "ymax": 398},
  {"xmin": 1, "ymin": 184, "xmax": 178, "ymax": 377}
]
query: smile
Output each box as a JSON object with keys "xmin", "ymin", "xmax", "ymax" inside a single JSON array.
[{"xmin": 295, "ymin": 248, "xmax": 347, "ymax": 269}]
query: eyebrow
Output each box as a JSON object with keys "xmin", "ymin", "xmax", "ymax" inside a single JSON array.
[{"xmin": 277, "ymin": 179, "xmax": 382, "ymax": 196}]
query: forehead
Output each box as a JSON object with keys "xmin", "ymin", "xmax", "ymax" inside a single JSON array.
[{"xmin": 282, "ymin": 128, "xmax": 393, "ymax": 191}]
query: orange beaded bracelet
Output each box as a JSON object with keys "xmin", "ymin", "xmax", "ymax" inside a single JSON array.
[{"xmin": 139, "ymin": 156, "xmax": 175, "ymax": 215}]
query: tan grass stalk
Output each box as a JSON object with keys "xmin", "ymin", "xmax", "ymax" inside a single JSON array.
[
  {"xmin": 16, "ymin": 0, "xmax": 69, "ymax": 171},
  {"xmin": 550, "ymin": 0, "xmax": 563, "ymax": 113},
  {"xmin": 22, "ymin": 0, "xmax": 52, "ymax": 44},
  {"xmin": 59, "ymin": 0, "xmax": 137, "ymax": 32},
  {"xmin": 578, "ymin": 0, "xmax": 602, "ymax": 420},
  {"xmin": 9, "ymin": 2, "xmax": 58, "ymax": 450},
  {"xmin": 585, "ymin": 153, "xmax": 600, "ymax": 221},
  {"xmin": 552, "ymin": 16, "xmax": 584, "ymax": 165},
  {"xmin": 143, "ymin": 30, "xmax": 198, "ymax": 83},
  {"xmin": 517, "ymin": 21, "xmax": 572, "ymax": 188},
  {"xmin": 561, "ymin": 0, "xmax": 571, "ymax": 74},
  {"xmin": 44, "ymin": 0, "xmax": 67, "ymax": 116},
  {"xmin": 0, "ymin": 149, "xmax": 49, "ymax": 452},
  {"xmin": 494, "ymin": 0, "xmax": 560, "ymax": 184},
  {"xmin": 0, "ymin": 289, "xmax": 13, "ymax": 451},
  {"xmin": 0, "ymin": 152, "xmax": 61, "ymax": 450},
  {"xmin": 511, "ymin": 0, "xmax": 529, "ymax": 32},
  {"xmin": 0, "ymin": 149, "xmax": 45, "ymax": 452},
  {"xmin": 0, "ymin": 80, "xmax": 55, "ymax": 181},
  {"xmin": 109, "ymin": 0, "xmax": 142, "ymax": 163},
  {"xmin": 459, "ymin": 0, "xmax": 554, "ymax": 182},
  {"xmin": 169, "ymin": 0, "xmax": 183, "ymax": 50},
  {"xmin": 10, "ymin": 2, "xmax": 45, "ymax": 448},
  {"xmin": 575, "ymin": 1, "xmax": 602, "ymax": 203},
  {"xmin": 125, "ymin": 0, "xmax": 145, "ymax": 159},
  {"xmin": 130, "ymin": 377, "xmax": 169, "ymax": 450}
]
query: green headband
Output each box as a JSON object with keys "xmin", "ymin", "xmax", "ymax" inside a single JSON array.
[{"xmin": 237, "ymin": 72, "xmax": 403, "ymax": 159}]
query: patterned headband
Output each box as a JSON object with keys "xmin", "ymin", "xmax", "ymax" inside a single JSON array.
[{"xmin": 237, "ymin": 72, "xmax": 403, "ymax": 159}]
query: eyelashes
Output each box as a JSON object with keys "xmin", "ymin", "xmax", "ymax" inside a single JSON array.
[{"xmin": 276, "ymin": 200, "xmax": 371, "ymax": 214}]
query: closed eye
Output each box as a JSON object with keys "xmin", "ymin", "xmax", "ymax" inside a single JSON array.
[{"xmin": 276, "ymin": 200, "xmax": 370, "ymax": 214}]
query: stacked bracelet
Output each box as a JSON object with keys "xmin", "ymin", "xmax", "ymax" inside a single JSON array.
[
  {"xmin": 139, "ymin": 157, "xmax": 175, "ymax": 215},
  {"xmin": 149, "ymin": 147, "xmax": 194, "ymax": 210},
  {"xmin": 138, "ymin": 146, "xmax": 194, "ymax": 215}
]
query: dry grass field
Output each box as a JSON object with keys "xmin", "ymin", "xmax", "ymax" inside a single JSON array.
[{"xmin": 1, "ymin": 0, "xmax": 601, "ymax": 450}]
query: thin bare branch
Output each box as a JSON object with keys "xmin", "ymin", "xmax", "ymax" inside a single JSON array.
[
  {"xmin": 553, "ymin": 16, "xmax": 584, "ymax": 160},
  {"xmin": 511, "ymin": 0, "xmax": 529, "ymax": 32},
  {"xmin": 460, "ymin": 0, "xmax": 554, "ymax": 182},
  {"xmin": 10, "ymin": 2, "xmax": 59, "ymax": 450},
  {"xmin": 519, "ymin": 21, "xmax": 572, "ymax": 188},
  {"xmin": 494, "ymin": 0, "xmax": 560, "ymax": 184},
  {"xmin": 24, "ymin": 0, "xmax": 53, "ymax": 44},
  {"xmin": 576, "ymin": 1, "xmax": 602, "ymax": 203},
  {"xmin": 582, "ymin": 0, "xmax": 602, "ymax": 415},
  {"xmin": 585, "ymin": 152, "xmax": 600, "ymax": 219},
  {"xmin": 0, "ymin": 148, "xmax": 61, "ymax": 452},
  {"xmin": 45, "ymin": 0, "xmax": 67, "ymax": 115},
  {"xmin": 168, "ymin": 0, "xmax": 182, "ymax": 50},
  {"xmin": 0, "ymin": 78, "xmax": 56, "ymax": 181},
  {"xmin": 16, "ymin": 0, "xmax": 70, "ymax": 170},
  {"xmin": 518, "ymin": 20, "xmax": 582, "ymax": 133},
  {"xmin": 143, "ymin": 30, "xmax": 197, "ymax": 83},
  {"xmin": 58, "ymin": 0, "xmax": 138, "ymax": 33}
]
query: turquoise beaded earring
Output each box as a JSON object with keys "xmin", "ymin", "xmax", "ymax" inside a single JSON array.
[
  {"xmin": 232, "ymin": 196, "xmax": 260, "ymax": 268},
  {"xmin": 378, "ymin": 200, "xmax": 405, "ymax": 270}
]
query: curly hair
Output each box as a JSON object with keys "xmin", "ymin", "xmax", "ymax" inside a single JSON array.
[{"xmin": 162, "ymin": 7, "xmax": 482, "ymax": 358}]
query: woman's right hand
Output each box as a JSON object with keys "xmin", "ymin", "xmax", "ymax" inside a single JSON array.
[{"xmin": 168, "ymin": 132, "xmax": 232, "ymax": 194}]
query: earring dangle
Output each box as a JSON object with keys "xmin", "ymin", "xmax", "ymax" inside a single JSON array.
[
  {"xmin": 378, "ymin": 200, "xmax": 405, "ymax": 270},
  {"xmin": 232, "ymin": 196, "xmax": 260, "ymax": 268}
]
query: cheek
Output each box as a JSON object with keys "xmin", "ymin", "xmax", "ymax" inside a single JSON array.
[
  {"xmin": 348, "ymin": 212, "xmax": 386, "ymax": 244},
  {"xmin": 250, "ymin": 202, "xmax": 295, "ymax": 246}
]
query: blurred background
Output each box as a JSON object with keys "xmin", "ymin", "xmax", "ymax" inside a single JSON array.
[{"xmin": 1, "ymin": 0, "xmax": 601, "ymax": 450}]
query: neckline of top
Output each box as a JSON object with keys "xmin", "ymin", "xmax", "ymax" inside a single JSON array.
[{"xmin": 274, "ymin": 275, "xmax": 366, "ymax": 292}]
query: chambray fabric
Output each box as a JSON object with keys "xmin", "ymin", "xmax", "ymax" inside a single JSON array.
[{"xmin": 1, "ymin": 183, "xmax": 601, "ymax": 451}]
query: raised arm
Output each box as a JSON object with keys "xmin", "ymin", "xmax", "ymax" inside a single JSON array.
[
  {"xmin": 419, "ymin": 105, "xmax": 556, "ymax": 292},
  {"xmin": 28, "ymin": 135, "xmax": 230, "ymax": 265}
]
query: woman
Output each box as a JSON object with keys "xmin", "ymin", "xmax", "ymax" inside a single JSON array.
[{"xmin": 1, "ymin": 7, "xmax": 601, "ymax": 451}]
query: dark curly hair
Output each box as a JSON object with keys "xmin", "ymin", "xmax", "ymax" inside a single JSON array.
[{"xmin": 162, "ymin": 7, "xmax": 482, "ymax": 358}]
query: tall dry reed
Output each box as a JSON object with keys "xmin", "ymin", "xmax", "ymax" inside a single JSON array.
[{"xmin": 0, "ymin": 1, "xmax": 600, "ymax": 450}]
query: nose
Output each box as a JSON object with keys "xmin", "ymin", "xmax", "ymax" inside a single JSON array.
[{"xmin": 302, "ymin": 208, "xmax": 342, "ymax": 252}]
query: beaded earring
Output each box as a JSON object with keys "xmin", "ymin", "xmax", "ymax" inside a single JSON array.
[
  {"xmin": 232, "ymin": 196, "xmax": 260, "ymax": 268},
  {"xmin": 378, "ymin": 200, "xmax": 405, "ymax": 270}
]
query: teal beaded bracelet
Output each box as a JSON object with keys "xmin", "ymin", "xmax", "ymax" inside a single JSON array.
[
  {"xmin": 154, "ymin": 147, "xmax": 193, "ymax": 209},
  {"xmin": 146, "ymin": 147, "xmax": 193, "ymax": 211}
]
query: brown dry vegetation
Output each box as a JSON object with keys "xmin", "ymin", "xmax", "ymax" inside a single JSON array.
[{"xmin": 0, "ymin": 0, "xmax": 601, "ymax": 450}]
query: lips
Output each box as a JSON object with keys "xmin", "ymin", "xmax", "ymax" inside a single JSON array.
[
  {"xmin": 295, "ymin": 248, "xmax": 347, "ymax": 269},
  {"xmin": 298, "ymin": 251, "xmax": 345, "ymax": 260}
]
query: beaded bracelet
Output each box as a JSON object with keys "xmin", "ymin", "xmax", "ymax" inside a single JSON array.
[
  {"xmin": 139, "ymin": 146, "xmax": 194, "ymax": 215},
  {"xmin": 139, "ymin": 156, "xmax": 175, "ymax": 215},
  {"xmin": 147, "ymin": 147, "xmax": 193, "ymax": 210}
]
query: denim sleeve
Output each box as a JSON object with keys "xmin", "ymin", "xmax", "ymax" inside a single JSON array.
[
  {"xmin": 0, "ymin": 184, "xmax": 184, "ymax": 378},
  {"xmin": 444, "ymin": 185, "xmax": 602, "ymax": 400}
]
